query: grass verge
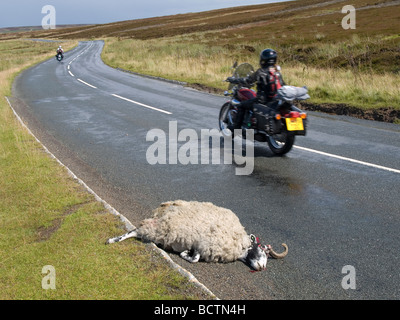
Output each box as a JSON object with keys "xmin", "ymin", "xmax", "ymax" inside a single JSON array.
[
  {"xmin": 102, "ymin": 35, "xmax": 400, "ymax": 112},
  {"xmin": 0, "ymin": 39, "xmax": 208, "ymax": 300}
]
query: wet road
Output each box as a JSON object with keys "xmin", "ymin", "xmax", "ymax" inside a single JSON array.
[{"xmin": 13, "ymin": 41, "xmax": 400, "ymax": 299}]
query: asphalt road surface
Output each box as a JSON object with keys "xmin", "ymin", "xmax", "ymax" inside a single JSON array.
[{"xmin": 12, "ymin": 41, "xmax": 400, "ymax": 300}]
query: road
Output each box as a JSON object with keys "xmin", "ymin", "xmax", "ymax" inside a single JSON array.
[{"xmin": 12, "ymin": 40, "xmax": 400, "ymax": 299}]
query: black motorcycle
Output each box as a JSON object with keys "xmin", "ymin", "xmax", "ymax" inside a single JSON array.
[
  {"xmin": 56, "ymin": 52, "xmax": 63, "ymax": 62},
  {"xmin": 219, "ymin": 63, "xmax": 309, "ymax": 155}
]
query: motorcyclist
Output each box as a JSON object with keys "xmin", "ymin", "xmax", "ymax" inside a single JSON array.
[
  {"xmin": 226, "ymin": 48, "xmax": 285, "ymax": 130},
  {"xmin": 56, "ymin": 45, "xmax": 64, "ymax": 59}
]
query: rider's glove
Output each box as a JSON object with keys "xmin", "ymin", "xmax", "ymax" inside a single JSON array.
[{"xmin": 226, "ymin": 77, "xmax": 239, "ymax": 83}]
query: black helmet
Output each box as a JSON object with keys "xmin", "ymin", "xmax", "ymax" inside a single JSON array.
[{"xmin": 260, "ymin": 49, "xmax": 277, "ymax": 68}]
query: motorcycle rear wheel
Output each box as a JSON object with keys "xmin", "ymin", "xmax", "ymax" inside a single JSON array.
[{"xmin": 267, "ymin": 130, "xmax": 295, "ymax": 155}]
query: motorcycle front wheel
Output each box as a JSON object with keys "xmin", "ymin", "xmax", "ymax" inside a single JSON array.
[
  {"xmin": 219, "ymin": 102, "xmax": 237, "ymax": 137},
  {"xmin": 267, "ymin": 130, "xmax": 295, "ymax": 155}
]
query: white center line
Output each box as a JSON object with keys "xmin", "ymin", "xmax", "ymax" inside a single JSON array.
[
  {"xmin": 111, "ymin": 94, "xmax": 172, "ymax": 115},
  {"xmin": 294, "ymin": 145, "xmax": 400, "ymax": 174},
  {"xmin": 77, "ymin": 78, "xmax": 97, "ymax": 89},
  {"xmin": 68, "ymin": 42, "xmax": 171, "ymax": 115}
]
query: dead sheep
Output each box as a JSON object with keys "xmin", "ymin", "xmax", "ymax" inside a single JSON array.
[{"xmin": 106, "ymin": 200, "xmax": 288, "ymax": 271}]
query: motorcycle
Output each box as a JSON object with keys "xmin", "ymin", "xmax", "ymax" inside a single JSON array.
[
  {"xmin": 56, "ymin": 52, "xmax": 63, "ymax": 62},
  {"xmin": 219, "ymin": 62, "xmax": 309, "ymax": 155}
]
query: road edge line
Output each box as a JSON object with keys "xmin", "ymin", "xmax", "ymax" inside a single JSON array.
[{"xmin": 4, "ymin": 95, "xmax": 218, "ymax": 300}]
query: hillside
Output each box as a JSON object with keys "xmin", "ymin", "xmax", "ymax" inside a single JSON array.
[
  {"xmin": 0, "ymin": 25, "xmax": 89, "ymax": 34},
  {"xmin": 2, "ymin": 0, "xmax": 398, "ymax": 43}
]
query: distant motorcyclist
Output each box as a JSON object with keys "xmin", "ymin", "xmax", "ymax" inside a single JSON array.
[
  {"xmin": 56, "ymin": 45, "xmax": 64, "ymax": 59},
  {"xmin": 226, "ymin": 48, "xmax": 286, "ymax": 130}
]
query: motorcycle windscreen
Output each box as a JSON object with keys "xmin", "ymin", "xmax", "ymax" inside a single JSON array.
[{"xmin": 228, "ymin": 63, "xmax": 254, "ymax": 90}]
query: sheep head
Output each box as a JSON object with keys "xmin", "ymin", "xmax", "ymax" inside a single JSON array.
[
  {"xmin": 241, "ymin": 234, "xmax": 268, "ymax": 271},
  {"xmin": 242, "ymin": 235, "xmax": 289, "ymax": 271}
]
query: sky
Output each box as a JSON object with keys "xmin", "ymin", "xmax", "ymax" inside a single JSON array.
[{"xmin": 0, "ymin": 0, "xmax": 289, "ymax": 28}]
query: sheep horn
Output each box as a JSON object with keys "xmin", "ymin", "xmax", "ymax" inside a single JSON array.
[{"xmin": 269, "ymin": 243, "xmax": 288, "ymax": 259}]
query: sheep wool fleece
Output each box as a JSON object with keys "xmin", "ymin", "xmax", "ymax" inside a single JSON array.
[{"xmin": 137, "ymin": 200, "xmax": 252, "ymax": 263}]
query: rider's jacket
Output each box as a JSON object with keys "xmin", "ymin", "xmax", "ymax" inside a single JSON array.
[{"xmin": 237, "ymin": 66, "xmax": 285, "ymax": 103}]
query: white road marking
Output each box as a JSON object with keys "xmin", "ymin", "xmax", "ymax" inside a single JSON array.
[
  {"xmin": 77, "ymin": 78, "xmax": 97, "ymax": 89},
  {"xmin": 68, "ymin": 71, "xmax": 74, "ymax": 77},
  {"xmin": 111, "ymin": 94, "xmax": 172, "ymax": 115},
  {"xmin": 67, "ymin": 41, "xmax": 93, "ymax": 76},
  {"xmin": 4, "ymin": 95, "xmax": 217, "ymax": 300},
  {"xmin": 68, "ymin": 43, "xmax": 171, "ymax": 115},
  {"xmin": 294, "ymin": 145, "xmax": 400, "ymax": 174}
]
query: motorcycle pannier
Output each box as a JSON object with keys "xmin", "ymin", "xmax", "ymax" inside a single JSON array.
[{"xmin": 253, "ymin": 104, "xmax": 282, "ymax": 135}]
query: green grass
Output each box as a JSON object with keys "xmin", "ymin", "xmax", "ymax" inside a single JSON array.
[
  {"xmin": 102, "ymin": 35, "xmax": 400, "ymax": 110},
  {"xmin": 0, "ymin": 39, "xmax": 209, "ymax": 300}
]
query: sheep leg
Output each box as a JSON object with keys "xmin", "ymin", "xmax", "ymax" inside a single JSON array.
[
  {"xmin": 180, "ymin": 250, "xmax": 201, "ymax": 263},
  {"xmin": 105, "ymin": 229, "xmax": 140, "ymax": 244}
]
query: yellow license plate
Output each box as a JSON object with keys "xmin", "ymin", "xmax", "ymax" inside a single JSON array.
[{"xmin": 286, "ymin": 118, "xmax": 304, "ymax": 131}]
